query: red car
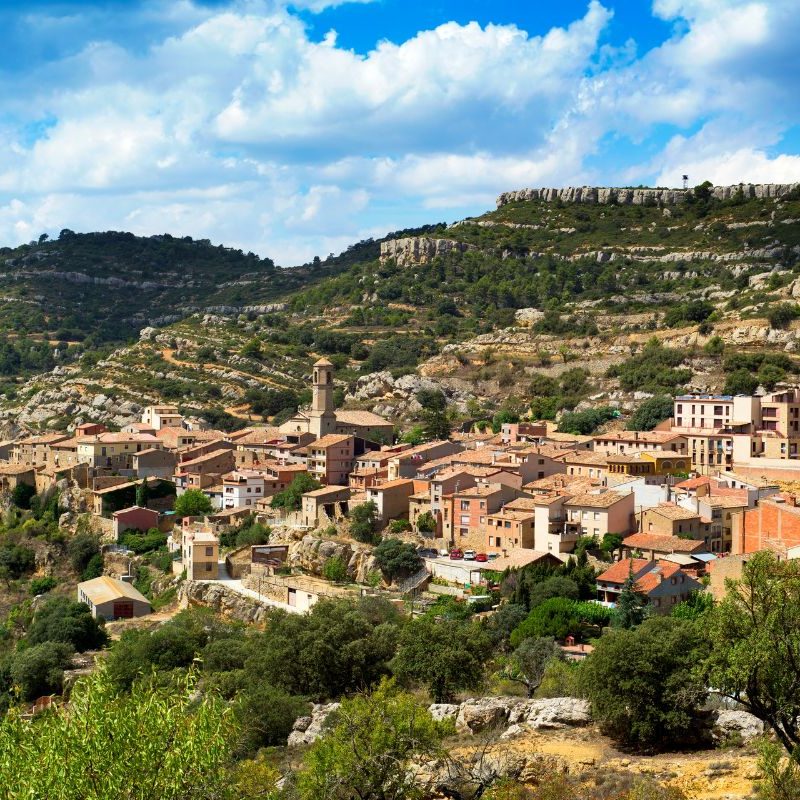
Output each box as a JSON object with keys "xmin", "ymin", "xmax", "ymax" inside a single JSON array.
[
  {"xmin": 449, "ymin": 548, "xmax": 464, "ymax": 560},
  {"xmin": 475, "ymin": 553, "xmax": 488, "ymax": 562}
]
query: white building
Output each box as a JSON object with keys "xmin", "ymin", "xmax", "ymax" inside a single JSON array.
[
  {"xmin": 222, "ymin": 469, "xmax": 266, "ymax": 509},
  {"xmin": 141, "ymin": 404, "xmax": 184, "ymax": 431}
]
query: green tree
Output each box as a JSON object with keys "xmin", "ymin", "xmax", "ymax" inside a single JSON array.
[
  {"xmin": 626, "ymin": 395, "xmax": 674, "ymax": 431},
  {"xmin": 10, "ymin": 482, "xmax": 36, "ymax": 509},
  {"xmin": 723, "ymin": 368, "xmax": 759, "ymax": 396},
  {"xmin": 270, "ymin": 473, "xmax": 321, "ymax": 511},
  {"xmin": 173, "ymin": 488, "xmax": 213, "ymax": 518},
  {"xmin": 349, "ymin": 501, "xmax": 379, "ymax": 544},
  {"xmin": 671, "ymin": 590, "xmax": 713, "ymax": 621},
  {"xmin": 614, "ymin": 564, "xmax": 648, "ymax": 629},
  {"xmin": 9, "ymin": 641, "xmax": 74, "ymax": 701},
  {"xmin": 27, "ymin": 596, "xmax": 108, "ymax": 652},
  {"xmin": 704, "ymin": 552, "xmax": 800, "ymax": 755},
  {"xmin": 416, "ymin": 388, "xmax": 447, "ymax": 412},
  {"xmin": 392, "ymin": 616, "xmax": 489, "ymax": 702},
  {"xmin": 580, "ymin": 617, "xmax": 711, "ymax": 749},
  {"xmin": 373, "ymin": 539, "xmax": 422, "ymax": 581},
  {"xmin": 421, "ymin": 408, "xmax": 451, "ymax": 441},
  {"xmin": 135, "ymin": 478, "xmax": 150, "ymax": 508},
  {"xmin": 503, "ymin": 637, "xmax": 561, "ymax": 697},
  {"xmin": 703, "ymin": 335, "xmax": 725, "ymax": 356},
  {"xmin": 510, "ymin": 598, "xmax": 583, "ymax": 647},
  {"xmin": 67, "ymin": 531, "xmax": 101, "ymax": 575},
  {"xmin": 527, "ymin": 576, "xmax": 579, "ymax": 608},
  {"xmin": 0, "ymin": 668, "xmax": 236, "ymax": 799},
  {"xmin": 416, "ymin": 511, "xmax": 436, "ymax": 534},
  {"xmin": 233, "ymin": 684, "xmax": 309, "ymax": 758},
  {"xmin": 323, "ymin": 555, "xmax": 348, "ymax": 583},
  {"xmin": 768, "ymin": 303, "xmax": 799, "ymax": 330},
  {"xmin": 295, "ymin": 679, "xmax": 451, "ymax": 800}
]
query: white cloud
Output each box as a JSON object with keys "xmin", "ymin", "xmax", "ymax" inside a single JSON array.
[{"xmin": 0, "ymin": 0, "xmax": 797, "ymax": 264}]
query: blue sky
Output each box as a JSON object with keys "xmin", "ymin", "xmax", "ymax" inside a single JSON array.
[{"xmin": 0, "ymin": 0, "xmax": 798, "ymax": 265}]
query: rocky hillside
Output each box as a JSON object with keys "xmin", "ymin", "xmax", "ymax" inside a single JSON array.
[{"xmin": 3, "ymin": 183, "xmax": 800, "ymax": 434}]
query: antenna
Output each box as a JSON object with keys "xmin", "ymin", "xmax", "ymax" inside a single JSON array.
[{"xmin": 682, "ymin": 175, "xmax": 689, "ymax": 190}]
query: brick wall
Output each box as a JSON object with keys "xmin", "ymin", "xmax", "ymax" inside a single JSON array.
[{"xmin": 741, "ymin": 502, "xmax": 800, "ymax": 557}]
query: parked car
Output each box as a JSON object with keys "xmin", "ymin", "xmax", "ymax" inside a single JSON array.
[
  {"xmin": 487, "ymin": 552, "xmax": 500, "ymax": 560},
  {"xmin": 417, "ymin": 548, "xmax": 438, "ymax": 558},
  {"xmin": 464, "ymin": 549, "xmax": 476, "ymax": 560},
  {"xmin": 475, "ymin": 552, "xmax": 488, "ymax": 562},
  {"xmin": 439, "ymin": 549, "xmax": 449, "ymax": 557},
  {"xmin": 449, "ymin": 548, "xmax": 464, "ymax": 560}
]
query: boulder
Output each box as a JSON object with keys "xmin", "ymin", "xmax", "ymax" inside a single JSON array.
[
  {"xmin": 456, "ymin": 698, "xmax": 514, "ymax": 734},
  {"xmin": 287, "ymin": 703, "xmax": 340, "ymax": 747},
  {"xmin": 714, "ymin": 710, "xmax": 764, "ymax": 743},
  {"xmin": 428, "ymin": 703, "xmax": 459, "ymax": 722},
  {"xmin": 525, "ymin": 698, "xmax": 592, "ymax": 729}
]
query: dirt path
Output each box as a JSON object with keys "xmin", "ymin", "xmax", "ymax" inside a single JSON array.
[{"xmin": 160, "ymin": 348, "xmax": 284, "ymax": 388}]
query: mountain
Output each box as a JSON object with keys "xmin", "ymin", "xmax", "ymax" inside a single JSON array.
[{"xmin": 2, "ymin": 182, "xmax": 800, "ymax": 434}]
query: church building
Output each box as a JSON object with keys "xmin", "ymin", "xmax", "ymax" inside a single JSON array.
[{"xmin": 279, "ymin": 358, "xmax": 394, "ymax": 443}]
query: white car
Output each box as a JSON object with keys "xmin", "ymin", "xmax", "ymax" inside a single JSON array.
[
  {"xmin": 464, "ymin": 549, "xmax": 476, "ymax": 560},
  {"xmin": 438, "ymin": 549, "xmax": 449, "ymax": 558}
]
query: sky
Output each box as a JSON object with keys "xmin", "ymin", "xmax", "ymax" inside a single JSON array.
[{"xmin": 0, "ymin": 0, "xmax": 799, "ymax": 265}]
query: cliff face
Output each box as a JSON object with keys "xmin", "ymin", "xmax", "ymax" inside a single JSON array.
[
  {"xmin": 496, "ymin": 183, "xmax": 800, "ymax": 208},
  {"xmin": 379, "ymin": 236, "xmax": 477, "ymax": 265}
]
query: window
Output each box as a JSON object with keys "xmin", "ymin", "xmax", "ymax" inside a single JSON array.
[
  {"xmin": 460, "ymin": 501, "xmax": 470, "ymax": 511},
  {"xmin": 205, "ymin": 547, "xmax": 213, "ymax": 556},
  {"xmin": 205, "ymin": 562, "xmax": 212, "ymax": 571},
  {"xmin": 594, "ymin": 511, "xmax": 600, "ymax": 520}
]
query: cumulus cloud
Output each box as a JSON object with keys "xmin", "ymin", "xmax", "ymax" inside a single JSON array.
[{"xmin": 0, "ymin": 0, "xmax": 797, "ymax": 264}]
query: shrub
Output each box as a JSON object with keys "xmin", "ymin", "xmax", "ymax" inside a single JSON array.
[
  {"xmin": 0, "ymin": 544, "xmax": 36, "ymax": 580},
  {"xmin": 119, "ymin": 528, "xmax": 168, "ymax": 554},
  {"xmin": 557, "ymin": 406, "xmax": 616, "ymax": 435},
  {"xmin": 27, "ymin": 596, "xmax": 108, "ymax": 652},
  {"xmin": 607, "ymin": 340, "xmax": 691, "ymax": 394},
  {"xmin": 510, "ymin": 598, "xmax": 583, "ymax": 646},
  {"xmin": 580, "ymin": 617, "xmax": 711, "ymax": 749},
  {"xmin": 767, "ymin": 303, "xmax": 799, "ymax": 330},
  {"xmin": 270, "ymin": 473, "xmax": 321, "ymax": 511},
  {"xmin": 349, "ymin": 501, "xmax": 379, "ymax": 544},
  {"xmin": 323, "ymin": 556, "xmax": 348, "ymax": 583},
  {"xmin": 389, "ymin": 519, "xmax": 412, "ymax": 534},
  {"xmin": 10, "ymin": 483, "xmax": 36, "ymax": 510},
  {"xmin": 416, "ymin": 511, "xmax": 436, "ymax": 534},
  {"xmin": 173, "ymin": 489, "xmax": 212, "ymax": 518},
  {"xmin": 29, "ymin": 576, "xmax": 58, "ymax": 596},
  {"xmin": 723, "ymin": 368, "xmax": 759, "ymax": 396},
  {"xmin": 373, "ymin": 539, "xmax": 422, "ymax": 581},
  {"xmin": 10, "ymin": 641, "xmax": 74, "ymax": 700}
]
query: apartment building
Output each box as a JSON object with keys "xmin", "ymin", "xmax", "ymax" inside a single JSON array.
[
  {"xmin": 76, "ymin": 432, "xmax": 165, "ymax": 471},
  {"xmin": 307, "ymin": 434, "xmax": 355, "ymax": 486},
  {"xmin": 222, "ymin": 469, "xmax": 267, "ymax": 509},
  {"xmin": 562, "ymin": 491, "xmax": 635, "ymax": 541},
  {"xmin": 441, "ymin": 482, "xmax": 518, "ymax": 547}
]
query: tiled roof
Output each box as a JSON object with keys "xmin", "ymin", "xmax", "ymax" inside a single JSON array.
[
  {"xmin": 564, "ymin": 491, "xmax": 628, "ymax": 508},
  {"xmin": 649, "ymin": 503, "xmax": 700, "ymax": 521},
  {"xmin": 594, "ymin": 430, "xmax": 682, "ymax": 443},
  {"xmin": 674, "ymin": 475, "xmax": 712, "ymax": 490},
  {"xmin": 487, "ymin": 549, "xmax": 556, "ymax": 570},
  {"xmin": 597, "ymin": 558, "xmax": 650, "ymax": 584},
  {"xmin": 622, "ymin": 532, "xmax": 707, "ymax": 553},
  {"xmin": 335, "ymin": 410, "xmax": 391, "ymax": 426},
  {"xmin": 78, "ymin": 576, "xmax": 150, "ymax": 606},
  {"xmin": 310, "ymin": 434, "xmax": 353, "ymax": 449},
  {"xmin": 558, "ymin": 451, "xmax": 609, "ymax": 466}
]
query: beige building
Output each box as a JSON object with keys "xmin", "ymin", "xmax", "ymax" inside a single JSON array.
[
  {"xmin": 307, "ymin": 434, "xmax": 355, "ymax": 486},
  {"xmin": 301, "ymin": 485, "xmax": 351, "ymax": 528},
  {"xmin": 485, "ymin": 507, "xmax": 536, "ymax": 553},
  {"xmin": 142, "ymin": 405, "xmax": 184, "ymax": 430},
  {"xmin": 365, "ymin": 478, "xmax": 416, "ymax": 524},
  {"xmin": 181, "ymin": 526, "xmax": 219, "ymax": 580},
  {"xmin": 563, "ymin": 491, "xmax": 635, "ymax": 541},
  {"xmin": 639, "ymin": 503, "xmax": 707, "ymax": 540},
  {"xmin": 78, "ymin": 576, "xmax": 151, "ymax": 620},
  {"xmin": 77, "ymin": 432, "xmax": 164, "ymax": 470}
]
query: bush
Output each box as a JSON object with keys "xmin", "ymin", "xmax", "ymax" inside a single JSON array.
[
  {"xmin": 510, "ymin": 598, "xmax": 583, "ymax": 646},
  {"xmin": 767, "ymin": 303, "xmax": 799, "ymax": 330},
  {"xmin": 527, "ymin": 576, "xmax": 579, "ymax": 608},
  {"xmin": 9, "ymin": 641, "xmax": 74, "ymax": 701},
  {"xmin": 704, "ymin": 335, "xmax": 725, "ymax": 356},
  {"xmin": 349, "ymin": 501, "xmax": 379, "ymax": 544},
  {"xmin": 416, "ymin": 511, "xmax": 436, "ymax": 534},
  {"xmin": 557, "ymin": 406, "xmax": 616, "ymax": 435},
  {"xmin": 0, "ymin": 544, "xmax": 36, "ymax": 580},
  {"xmin": 373, "ymin": 539, "xmax": 422, "ymax": 581},
  {"xmin": 29, "ymin": 576, "xmax": 58, "ymax": 596},
  {"xmin": 234, "ymin": 684, "xmax": 310, "ymax": 757},
  {"xmin": 173, "ymin": 489, "xmax": 212, "ymax": 518},
  {"xmin": 119, "ymin": 528, "xmax": 168, "ymax": 554},
  {"xmin": 580, "ymin": 616, "xmax": 711, "ymax": 749},
  {"xmin": 67, "ymin": 532, "xmax": 101, "ymax": 576},
  {"xmin": 27, "ymin": 597, "xmax": 108, "ymax": 652},
  {"xmin": 389, "ymin": 519, "xmax": 412, "ymax": 534},
  {"xmin": 270, "ymin": 473, "xmax": 321, "ymax": 511},
  {"xmin": 607, "ymin": 340, "xmax": 691, "ymax": 394},
  {"xmin": 323, "ymin": 556, "xmax": 348, "ymax": 583}
]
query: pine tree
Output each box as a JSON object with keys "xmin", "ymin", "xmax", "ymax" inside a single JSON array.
[{"xmin": 614, "ymin": 563, "xmax": 647, "ymax": 629}]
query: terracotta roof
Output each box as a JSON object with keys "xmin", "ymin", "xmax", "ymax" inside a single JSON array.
[
  {"xmin": 674, "ymin": 475, "xmax": 712, "ymax": 490},
  {"xmin": 488, "ymin": 508, "xmax": 535, "ymax": 522},
  {"xmin": 314, "ymin": 357, "xmax": 334, "ymax": 366},
  {"xmin": 369, "ymin": 478, "xmax": 414, "ymax": 491},
  {"xmin": 0, "ymin": 463, "xmax": 36, "ymax": 475},
  {"xmin": 558, "ymin": 451, "xmax": 609, "ymax": 466},
  {"xmin": 704, "ymin": 495, "xmax": 749, "ymax": 509},
  {"xmin": 304, "ymin": 485, "xmax": 351, "ymax": 498},
  {"xmin": 564, "ymin": 491, "xmax": 629, "ymax": 508},
  {"xmin": 635, "ymin": 561, "xmax": 683, "ymax": 593},
  {"xmin": 648, "ymin": 503, "xmax": 700, "ymax": 521},
  {"xmin": 310, "ymin": 434, "xmax": 353, "ymax": 449},
  {"xmin": 79, "ymin": 432, "xmax": 160, "ymax": 445},
  {"xmin": 594, "ymin": 430, "xmax": 682, "ymax": 443},
  {"xmin": 622, "ymin": 532, "xmax": 707, "ymax": 553},
  {"xmin": 523, "ymin": 474, "xmax": 599, "ymax": 493},
  {"xmin": 233, "ymin": 427, "xmax": 283, "ymax": 445},
  {"xmin": 455, "ymin": 483, "xmax": 506, "ymax": 498},
  {"xmin": 335, "ymin": 410, "xmax": 391, "ymax": 426},
  {"xmin": 597, "ymin": 558, "xmax": 650, "ymax": 584}
]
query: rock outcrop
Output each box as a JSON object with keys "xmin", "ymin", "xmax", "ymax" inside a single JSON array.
[
  {"xmin": 180, "ymin": 581, "xmax": 275, "ymax": 625},
  {"xmin": 380, "ymin": 237, "xmax": 477, "ymax": 266},
  {"xmin": 713, "ymin": 709, "xmax": 764, "ymax": 743},
  {"xmin": 287, "ymin": 703, "xmax": 340, "ymax": 747},
  {"xmin": 496, "ymin": 183, "xmax": 800, "ymax": 208},
  {"xmin": 284, "ymin": 534, "xmax": 378, "ymax": 583}
]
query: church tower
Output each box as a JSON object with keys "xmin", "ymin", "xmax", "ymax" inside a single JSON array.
[{"xmin": 309, "ymin": 357, "xmax": 337, "ymax": 437}]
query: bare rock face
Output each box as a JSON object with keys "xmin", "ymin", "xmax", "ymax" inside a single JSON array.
[
  {"xmin": 496, "ymin": 183, "xmax": 800, "ymax": 208},
  {"xmin": 525, "ymin": 697, "xmax": 592, "ymax": 730},
  {"xmin": 287, "ymin": 703, "xmax": 340, "ymax": 747},
  {"xmin": 380, "ymin": 237, "xmax": 477, "ymax": 266},
  {"xmin": 456, "ymin": 698, "xmax": 516, "ymax": 734},
  {"xmin": 286, "ymin": 534, "xmax": 377, "ymax": 583},
  {"xmin": 180, "ymin": 581, "xmax": 274, "ymax": 625}
]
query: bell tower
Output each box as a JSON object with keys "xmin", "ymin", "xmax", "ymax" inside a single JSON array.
[{"xmin": 309, "ymin": 357, "xmax": 336, "ymax": 437}]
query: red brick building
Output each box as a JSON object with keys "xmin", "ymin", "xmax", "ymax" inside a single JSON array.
[{"xmin": 734, "ymin": 495, "xmax": 800, "ymax": 557}]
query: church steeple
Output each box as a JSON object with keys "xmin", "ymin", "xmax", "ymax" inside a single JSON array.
[{"xmin": 309, "ymin": 357, "xmax": 336, "ymax": 436}]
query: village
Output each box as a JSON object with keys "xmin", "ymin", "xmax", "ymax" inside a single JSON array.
[{"xmin": 2, "ymin": 357, "xmax": 799, "ymax": 624}]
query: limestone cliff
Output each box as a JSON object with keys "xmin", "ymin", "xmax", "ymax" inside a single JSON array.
[
  {"xmin": 379, "ymin": 236, "xmax": 477, "ymax": 266},
  {"xmin": 496, "ymin": 183, "xmax": 799, "ymax": 208}
]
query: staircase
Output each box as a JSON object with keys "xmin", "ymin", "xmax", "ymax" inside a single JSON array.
[{"xmin": 397, "ymin": 567, "xmax": 431, "ymax": 596}]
